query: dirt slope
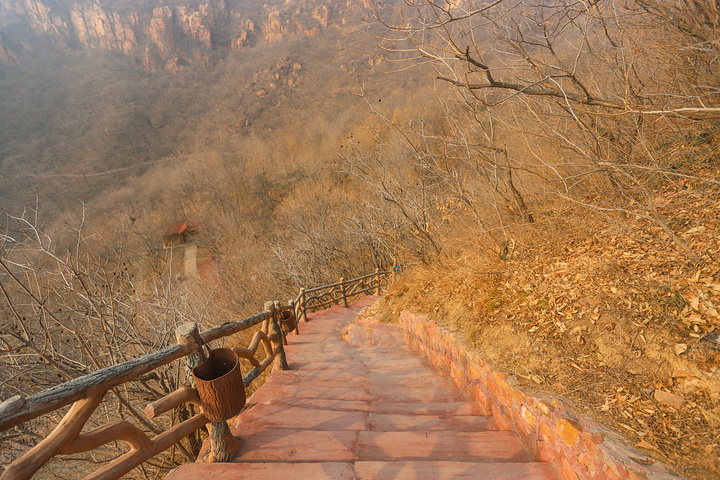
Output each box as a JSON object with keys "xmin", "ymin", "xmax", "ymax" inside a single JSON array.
[{"xmin": 378, "ymin": 186, "xmax": 720, "ymax": 479}]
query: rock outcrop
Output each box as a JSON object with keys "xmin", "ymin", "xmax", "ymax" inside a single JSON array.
[
  {"xmin": 149, "ymin": 7, "xmax": 175, "ymax": 54},
  {"xmin": 265, "ymin": 10, "xmax": 284, "ymax": 42},
  {"xmin": 346, "ymin": 0, "xmax": 376, "ymax": 13},
  {"xmin": 13, "ymin": 0, "xmax": 70, "ymax": 36},
  {"xmin": 231, "ymin": 30, "xmax": 248, "ymax": 49},
  {"xmin": 312, "ymin": 5, "xmax": 330, "ymax": 28},
  {"xmin": 176, "ymin": 0, "xmax": 227, "ymax": 49},
  {"xmin": 70, "ymin": 4, "xmax": 138, "ymax": 54},
  {"xmin": 0, "ymin": 38, "xmax": 16, "ymax": 63},
  {"xmin": 0, "ymin": 0, "xmax": 382, "ymax": 68}
]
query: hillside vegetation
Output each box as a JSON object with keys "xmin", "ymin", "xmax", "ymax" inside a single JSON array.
[
  {"xmin": 1, "ymin": 0, "xmax": 719, "ymax": 478},
  {"xmin": 368, "ymin": 0, "xmax": 720, "ymax": 478}
]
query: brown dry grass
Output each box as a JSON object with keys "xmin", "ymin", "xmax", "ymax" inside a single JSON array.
[{"xmin": 376, "ymin": 184, "xmax": 720, "ymax": 479}]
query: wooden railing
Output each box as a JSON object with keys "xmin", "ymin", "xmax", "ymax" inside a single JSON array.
[
  {"xmin": 0, "ymin": 270, "xmax": 389, "ymax": 480},
  {"xmin": 297, "ymin": 269, "xmax": 389, "ymax": 318}
]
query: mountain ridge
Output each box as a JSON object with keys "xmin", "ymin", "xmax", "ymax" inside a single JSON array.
[{"xmin": 0, "ymin": 0, "xmax": 379, "ymax": 73}]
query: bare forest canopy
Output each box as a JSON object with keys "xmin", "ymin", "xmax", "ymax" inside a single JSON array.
[
  {"xmin": 1, "ymin": 0, "xmax": 720, "ymax": 478},
  {"xmin": 0, "ymin": 0, "xmax": 434, "ymax": 217},
  {"xmin": 0, "ymin": 0, "xmax": 436, "ymax": 294}
]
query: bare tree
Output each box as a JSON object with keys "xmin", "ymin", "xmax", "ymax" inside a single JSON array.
[
  {"xmin": 0, "ymin": 205, "xmax": 218, "ymax": 477},
  {"xmin": 334, "ymin": 87, "xmax": 543, "ymax": 262},
  {"xmin": 376, "ymin": 0, "xmax": 720, "ymax": 259},
  {"xmin": 269, "ymin": 176, "xmax": 393, "ymax": 286}
]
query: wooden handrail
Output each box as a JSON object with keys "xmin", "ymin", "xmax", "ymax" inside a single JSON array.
[
  {"xmin": 0, "ymin": 343, "xmax": 191, "ymax": 432},
  {"xmin": 301, "ymin": 270, "xmax": 389, "ymax": 295},
  {"xmin": 0, "ymin": 270, "xmax": 391, "ymax": 480}
]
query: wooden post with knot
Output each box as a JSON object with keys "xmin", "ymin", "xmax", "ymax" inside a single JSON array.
[
  {"xmin": 175, "ymin": 323, "xmax": 240, "ymax": 463},
  {"xmin": 340, "ymin": 277, "xmax": 348, "ymax": 307},
  {"xmin": 274, "ymin": 300, "xmax": 288, "ymax": 346},
  {"xmin": 300, "ymin": 288, "xmax": 307, "ymax": 322},
  {"xmin": 265, "ymin": 301, "xmax": 289, "ymax": 370},
  {"xmin": 289, "ymin": 298, "xmax": 299, "ymax": 335}
]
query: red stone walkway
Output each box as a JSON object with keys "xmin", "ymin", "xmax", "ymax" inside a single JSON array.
[{"xmin": 167, "ymin": 296, "xmax": 559, "ymax": 479}]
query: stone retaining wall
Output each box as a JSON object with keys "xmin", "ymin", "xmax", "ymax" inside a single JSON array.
[{"xmin": 351, "ymin": 309, "xmax": 683, "ymax": 480}]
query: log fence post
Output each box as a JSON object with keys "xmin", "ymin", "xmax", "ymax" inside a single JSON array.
[
  {"xmin": 274, "ymin": 300, "xmax": 288, "ymax": 346},
  {"xmin": 174, "ymin": 323, "xmax": 206, "ymax": 456},
  {"xmin": 300, "ymin": 288, "xmax": 307, "ymax": 322},
  {"xmin": 340, "ymin": 277, "xmax": 348, "ymax": 307},
  {"xmin": 289, "ymin": 299, "xmax": 299, "ymax": 335},
  {"xmin": 176, "ymin": 322, "xmax": 207, "ymax": 366},
  {"xmin": 265, "ymin": 301, "xmax": 289, "ymax": 370},
  {"xmin": 0, "ymin": 271, "xmax": 388, "ymax": 477},
  {"xmin": 175, "ymin": 322, "xmax": 238, "ymax": 463},
  {"xmin": 0, "ymin": 395, "xmax": 104, "ymax": 480}
]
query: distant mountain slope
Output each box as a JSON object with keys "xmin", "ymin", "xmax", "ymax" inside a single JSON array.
[
  {"xmin": 0, "ymin": 0, "xmax": 429, "ymax": 218},
  {"xmin": 0, "ymin": 0, "xmax": 378, "ymax": 71}
]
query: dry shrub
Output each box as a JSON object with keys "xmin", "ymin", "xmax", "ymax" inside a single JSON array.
[{"xmin": 378, "ymin": 183, "xmax": 720, "ymax": 478}]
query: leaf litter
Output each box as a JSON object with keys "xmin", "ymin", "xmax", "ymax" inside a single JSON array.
[{"xmin": 377, "ymin": 184, "xmax": 720, "ymax": 479}]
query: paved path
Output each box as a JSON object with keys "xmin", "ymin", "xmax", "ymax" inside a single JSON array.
[{"xmin": 167, "ymin": 296, "xmax": 559, "ymax": 479}]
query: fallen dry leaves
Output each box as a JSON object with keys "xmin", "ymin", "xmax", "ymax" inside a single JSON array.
[{"xmin": 379, "ymin": 180, "xmax": 720, "ymax": 479}]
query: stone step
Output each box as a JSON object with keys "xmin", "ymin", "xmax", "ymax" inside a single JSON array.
[
  {"xmin": 254, "ymin": 397, "xmax": 373, "ymax": 412},
  {"xmin": 366, "ymin": 386, "xmax": 466, "ymax": 403},
  {"xmin": 370, "ymin": 401, "xmax": 488, "ymax": 416},
  {"xmin": 296, "ymin": 323, "xmax": 350, "ymax": 334},
  {"xmin": 283, "ymin": 353, "xmax": 370, "ymax": 364},
  {"xmin": 231, "ymin": 429, "xmax": 359, "ymax": 462},
  {"xmin": 248, "ymin": 384, "xmax": 371, "ymax": 403},
  {"xmin": 164, "ymin": 296, "xmax": 559, "ymax": 480},
  {"xmin": 285, "ymin": 356, "xmax": 435, "ymax": 372},
  {"xmin": 286, "ymin": 350, "xmax": 434, "ymax": 361},
  {"xmin": 167, "ymin": 461, "xmax": 558, "ymax": 480},
  {"xmin": 166, "ymin": 462, "xmax": 355, "ymax": 480},
  {"xmin": 286, "ymin": 349, "xmax": 431, "ymax": 363},
  {"xmin": 235, "ymin": 404, "xmax": 498, "ymax": 433},
  {"xmin": 264, "ymin": 370, "xmax": 460, "ymax": 393},
  {"xmin": 285, "ymin": 361, "xmax": 367, "ymax": 373},
  {"xmin": 236, "ymin": 404, "xmax": 368, "ymax": 431},
  {"xmin": 227, "ymin": 429, "xmax": 534, "ymax": 464},
  {"xmin": 355, "ymin": 461, "xmax": 561, "ymax": 480},
  {"xmin": 254, "ymin": 397, "xmax": 488, "ymax": 416},
  {"xmin": 358, "ymin": 431, "xmax": 534, "ymax": 463},
  {"xmin": 346, "ymin": 323, "xmax": 409, "ymax": 348},
  {"xmin": 283, "ymin": 343, "xmax": 358, "ymax": 354},
  {"xmin": 366, "ymin": 413, "xmax": 499, "ymax": 432},
  {"xmin": 265, "ymin": 370, "xmax": 368, "ymax": 388},
  {"xmin": 366, "ymin": 371, "xmax": 458, "ymax": 390},
  {"xmin": 283, "ymin": 360, "xmax": 448, "ymax": 379},
  {"xmin": 252, "ymin": 379, "xmax": 467, "ymax": 404}
]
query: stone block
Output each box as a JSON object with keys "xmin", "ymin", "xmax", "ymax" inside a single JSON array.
[
  {"xmin": 473, "ymin": 382, "xmax": 489, "ymax": 407},
  {"xmin": 560, "ymin": 458, "xmax": 581, "ymax": 480},
  {"xmin": 583, "ymin": 432, "xmax": 603, "ymax": 457},
  {"xmin": 537, "ymin": 440, "xmax": 556, "ymax": 463},
  {"xmin": 539, "ymin": 422, "xmax": 555, "ymax": 444},
  {"xmin": 556, "ymin": 418, "xmax": 582, "ymax": 447},
  {"xmin": 522, "ymin": 406, "xmax": 537, "ymax": 427},
  {"xmin": 536, "ymin": 400, "xmax": 554, "ymax": 416},
  {"xmin": 578, "ymin": 452, "xmax": 597, "ymax": 476}
]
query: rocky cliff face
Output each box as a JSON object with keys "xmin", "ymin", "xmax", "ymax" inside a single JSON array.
[
  {"xmin": 70, "ymin": 3, "xmax": 139, "ymax": 54},
  {"xmin": 0, "ymin": 0, "xmax": 381, "ymax": 72},
  {"xmin": 8, "ymin": 0, "xmax": 71, "ymax": 36},
  {"xmin": 0, "ymin": 38, "xmax": 16, "ymax": 62}
]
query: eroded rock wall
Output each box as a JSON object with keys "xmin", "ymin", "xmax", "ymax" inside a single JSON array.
[{"xmin": 0, "ymin": 0, "xmax": 382, "ymax": 71}]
